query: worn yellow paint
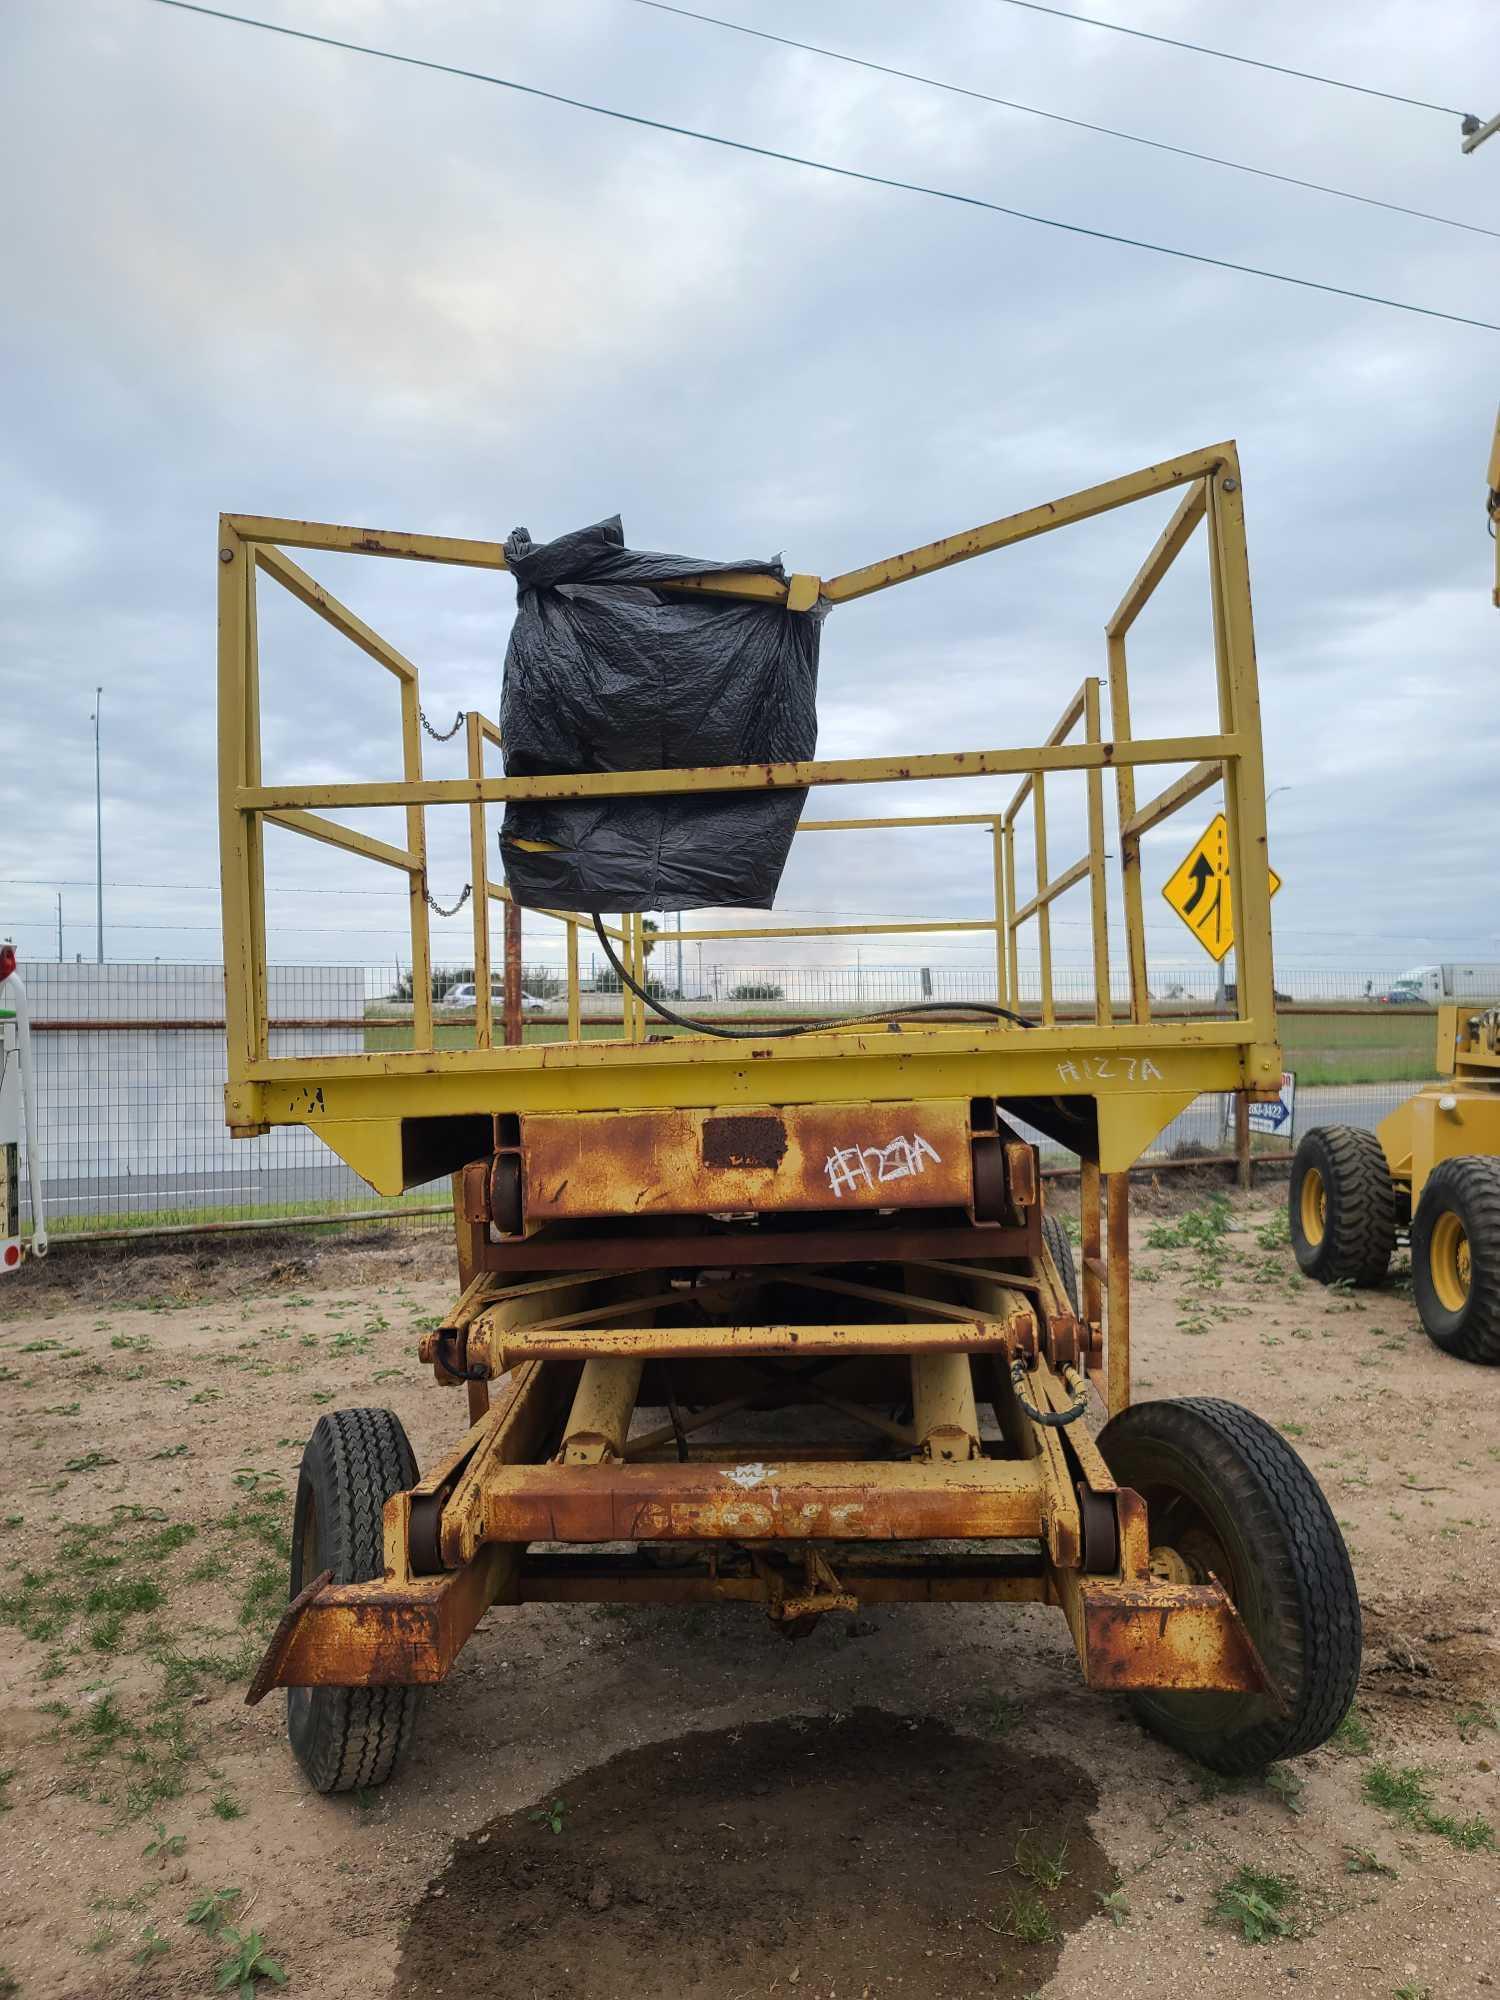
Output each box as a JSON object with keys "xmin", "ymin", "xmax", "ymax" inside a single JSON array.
[{"xmin": 219, "ymin": 443, "xmax": 1280, "ymax": 1191}]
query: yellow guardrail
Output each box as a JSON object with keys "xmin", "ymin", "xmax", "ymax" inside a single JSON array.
[{"xmin": 218, "ymin": 440, "xmax": 1276, "ymax": 1112}]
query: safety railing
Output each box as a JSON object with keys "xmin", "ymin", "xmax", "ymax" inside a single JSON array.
[{"xmin": 217, "ymin": 440, "xmax": 1276, "ymax": 1101}]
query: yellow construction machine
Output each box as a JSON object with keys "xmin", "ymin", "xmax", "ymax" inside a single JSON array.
[
  {"xmin": 1289, "ymin": 413, "xmax": 1500, "ymax": 1363},
  {"xmin": 219, "ymin": 444, "xmax": 1360, "ymax": 1792}
]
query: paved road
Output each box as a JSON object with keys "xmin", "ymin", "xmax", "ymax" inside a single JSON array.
[{"xmin": 35, "ymin": 1164, "xmax": 442, "ymax": 1225}]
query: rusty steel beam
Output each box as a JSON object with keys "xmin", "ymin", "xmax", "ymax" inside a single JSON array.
[
  {"xmin": 517, "ymin": 1551, "xmax": 1048, "ymax": 1606},
  {"xmin": 473, "ymin": 1216, "xmax": 1036, "ymax": 1275},
  {"xmin": 472, "ymin": 1455, "xmax": 1045, "ymax": 1544},
  {"xmin": 468, "ymin": 1317, "xmax": 1017, "ymax": 1372}
]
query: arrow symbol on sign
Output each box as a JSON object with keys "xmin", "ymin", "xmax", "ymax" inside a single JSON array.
[{"xmin": 1180, "ymin": 852, "xmax": 1215, "ymax": 916}]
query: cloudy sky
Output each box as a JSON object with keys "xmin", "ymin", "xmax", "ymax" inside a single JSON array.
[{"xmin": 3, "ymin": 0, "xmax": 1497, "ymax": 999}]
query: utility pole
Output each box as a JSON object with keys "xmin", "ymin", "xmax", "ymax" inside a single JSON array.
[
  {"xmin": 56, "ymin": 893, "xmax": 63, "ymax": 963},
  {"xmin": 93, "ymin": 687, "xmax": 104, "ymax": 964}
]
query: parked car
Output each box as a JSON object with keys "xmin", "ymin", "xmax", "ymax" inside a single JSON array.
[{"xmin": 441, "ymin": 980, "xmax": 548, "ymax": 1012}]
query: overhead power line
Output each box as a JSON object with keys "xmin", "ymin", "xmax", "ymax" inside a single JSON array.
[
  {"xmin": 991, "ymin": 0, "xmax": 1469, "ymax": 120},
  {"xmin": 139, "ymin": 2, "xmax": 1499, "ymax": 335},
  {"xmin": 623, "ymin": 1, "xmax": 1498, "ymax": 241}
]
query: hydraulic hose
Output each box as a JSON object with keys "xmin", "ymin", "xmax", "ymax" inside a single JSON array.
[{"xmin": 590, "ymin": 915, "xmax": 1034, "ymax": 1039}]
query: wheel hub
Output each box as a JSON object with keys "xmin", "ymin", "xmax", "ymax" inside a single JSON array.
[
  {"xmin": 1429, "ymin": 1209, "xmax": 1471, "ymax": 1312},
  {"xmin": 1299, "ymin": 1166, "xmax": 1327, "ymax": 1247},
  {"xmin": 1147, "ymin": 1543, "xmax": 1194, "ymax": 1586}
]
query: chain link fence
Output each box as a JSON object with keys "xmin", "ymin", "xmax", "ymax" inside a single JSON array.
[{"xmin": 17, "ymin": 960, "xmax": 1441, "ymax": 1241}]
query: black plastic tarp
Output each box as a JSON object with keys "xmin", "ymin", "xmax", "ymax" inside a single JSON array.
[{"xmin": 498, "ymin": 517, "xmax": 822, "ymax": 913}]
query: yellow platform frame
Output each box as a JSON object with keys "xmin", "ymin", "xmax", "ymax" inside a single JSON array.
[{"xmin": 218, "ymin": 441, "xmax": 1280, "ymax": 1193}]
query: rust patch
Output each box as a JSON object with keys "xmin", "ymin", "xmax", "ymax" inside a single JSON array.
[
  {"xmin": 479, "ymin": 1458, "xmax": 1044, "ymax": 1545},
  {"xmin": 519, "ymin": 1100, "xmax": 974, "ymax": 1222},
  {"xmin": 1077, "ymin": 1578, "xmax": 1267, "ymax": 1693},
  {"xmin": 702, "ymin": 1113, "xmax": 787, "ymax": 1171}
]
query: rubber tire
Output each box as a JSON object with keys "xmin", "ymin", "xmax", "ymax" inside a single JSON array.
[
  {"xmin": 1289, "ymin": 1126, "xmax": 1396, "ymax": 1286},
  {"xmin": 288, "ymin": 1408, "xmax": 421, "ymax": 1793},
  {"xmin": 1042, "ymin": 1211, "xmax": 1080, "ymax": 1313},
  {"xmin": 1097, "ymin": 1397, "xmax": 1361, "ymax": 1773},
  {"xmin": 1411, "ymin": 1156, "xmax": 1500, "ymax": 1364}
]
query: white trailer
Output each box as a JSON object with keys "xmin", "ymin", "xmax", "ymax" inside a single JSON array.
[
  {"xmin": 0, "ymin": 942, "xmax": 47, "ymax": 1271},
  {"xmin": 1386, "ymin": 964, "xmax": 1500, "ymax": 1004}
]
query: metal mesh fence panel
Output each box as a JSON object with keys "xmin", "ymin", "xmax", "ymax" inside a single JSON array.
[{"xmin": 17, "ymin": 960, "xmax": 1440, "ymax": 1238}]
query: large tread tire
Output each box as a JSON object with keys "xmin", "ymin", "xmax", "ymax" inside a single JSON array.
[
  {"xmin": 1098, "ymin": 1396, "xmax": 1361, "ymax": 1773},
  {"xmin": 1289, "ymin": 1125, "xmax": 1396, "ymax": 1286},
  {"xmin": 1410, "ymin": 1155, "xmax": 1500, "ymax": 1364},
  {"xmin": 1041, "ymin": 1211, "xmax": 1080, "ymax": 1314},
  {"xmin": 288, "ymin": 1408, "xmax": 421, "ymax": 1793}
]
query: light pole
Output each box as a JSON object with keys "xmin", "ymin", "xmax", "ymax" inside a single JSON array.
[
  {"xmin": 56, "ymin": 893, "xmax": 63, "ymax": 963},
  {"xmin": 92, "ymin": 688, "xmax": 104, "ymax": 964}
]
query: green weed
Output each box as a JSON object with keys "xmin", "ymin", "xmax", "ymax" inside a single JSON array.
[
  {"xmin": 1332, "ymin": 1707, "xmax": 1372, "ymax": 1755},
  {"xmin": 186, "ymin": 1887, "xmax": 242, "ymax": 1930},
  {"xmin": 989, "ymin": 1889, "xmax": 1057, "ymax": 1945},
  {"xmin": 1148, "ymin": 1195, "xmax": 1231, "ymax": 1252},
  {"xmin": 143, "ymin": 1821, "xmax": 186, "ymax": 1864},
  {"xmin": 132, "ymin": 1925, "xmax": 169, "ymax": 1967},
  {"xmin": 1265, "ymin": 1766, "xmax": 1306, "ymax": 1815},
  {"xmin": 1209, "ymin": 1866, "xmax": 1296, "ymax": 1944},
  {"xmin": 211, "ymin": 1789, "xmax": 244, "ymax": 1822},
  {"xmin": 213, "ymin": 1925, "xmax": 287, "ymax": 1995},
  {"xmin": 529, "ymin": 1798, "xmax": 567, "ymax": 1835},
  {"xmin": 1342, "ymin": 1845, "xmax": 1396, "ymax": 1877},
  {"xmin": 1013, "ymin": 1827, "xmax": 1069, "ymax": 1891},
  {"xmin": 1455, "ymin": 1702, "xmax": 1496, "ymax": 1741},
  {"xmin": 1255, "ymin": 1208, "xmax": 1291, "ymax": 1249}
]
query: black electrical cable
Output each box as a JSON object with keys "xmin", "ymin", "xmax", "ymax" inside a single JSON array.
[
  {"xmin": 591, "ymin": 915, "xmax": 1034, "ymax": 1037},
  {"xmin": 140, "ymin": 0, "xmax": 1500, "ymax": 336},
  {"xmin": 621, "ymin": 0, "xmax": 1499, "ymax": 243}
]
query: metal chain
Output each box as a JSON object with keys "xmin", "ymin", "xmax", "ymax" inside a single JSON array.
[
  {"xmin": 423, "ymin": 882, "xmax": 472, "ymax": 918},
  {"xmin": 419, "ymin": 705, "xmax": 464, "ymax": 742}
]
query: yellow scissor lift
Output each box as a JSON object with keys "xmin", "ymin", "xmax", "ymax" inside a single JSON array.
[{"xmin": 221, "ymin": 443, "xmax": 1360, "ymax": 1792}]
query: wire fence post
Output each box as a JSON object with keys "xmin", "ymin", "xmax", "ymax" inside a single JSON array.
[{"xmin": 503, "ymin": 899, "xmax": 523, "ymax": 1048}]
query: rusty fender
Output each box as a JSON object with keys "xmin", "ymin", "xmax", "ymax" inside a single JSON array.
[
  {"xmin": 245, "ymin": 1546, "xmax": 513, "ymax": 1699},
  {"xmin": 1074, "ymin": 1575, "xmax": 1272, "ymax": 1695}
]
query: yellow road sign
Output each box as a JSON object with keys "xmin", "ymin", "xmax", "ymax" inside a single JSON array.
[{"xmin": 1161, "ymin": 812, "xmax": 1280, "ymax": 963}]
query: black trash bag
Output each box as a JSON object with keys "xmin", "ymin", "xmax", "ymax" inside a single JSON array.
[{"xmin": 498, "ymin": 517, "xmax": 822, "ymax": 913}]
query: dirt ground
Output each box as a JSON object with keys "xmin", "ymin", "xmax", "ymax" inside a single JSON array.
[{"xmin": 1, "ymin": 1183, "xmax": 1497, "ymax": 2000}]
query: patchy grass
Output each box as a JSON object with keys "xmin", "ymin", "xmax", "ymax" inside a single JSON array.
[
  {"xmin": 1331, "ymin": 1707, "xmax": 1373, "ymax": 1755},
  {"xmin": 989, "ymin": 1889, "xmax": 1058, "ymax": 1946},
  {"xmin": 1361, "ymin": 1763, "xmax": 1496, "ymax": 1852},
  {"xmin": 1013, "ymin": 1827, "xmax": 1070, "ymax": 1891}
]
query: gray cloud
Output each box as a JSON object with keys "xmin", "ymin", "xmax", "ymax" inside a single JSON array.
[{"xmin": 3, "ymin": 0, "xmax": 1497, "ymax": 991}]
